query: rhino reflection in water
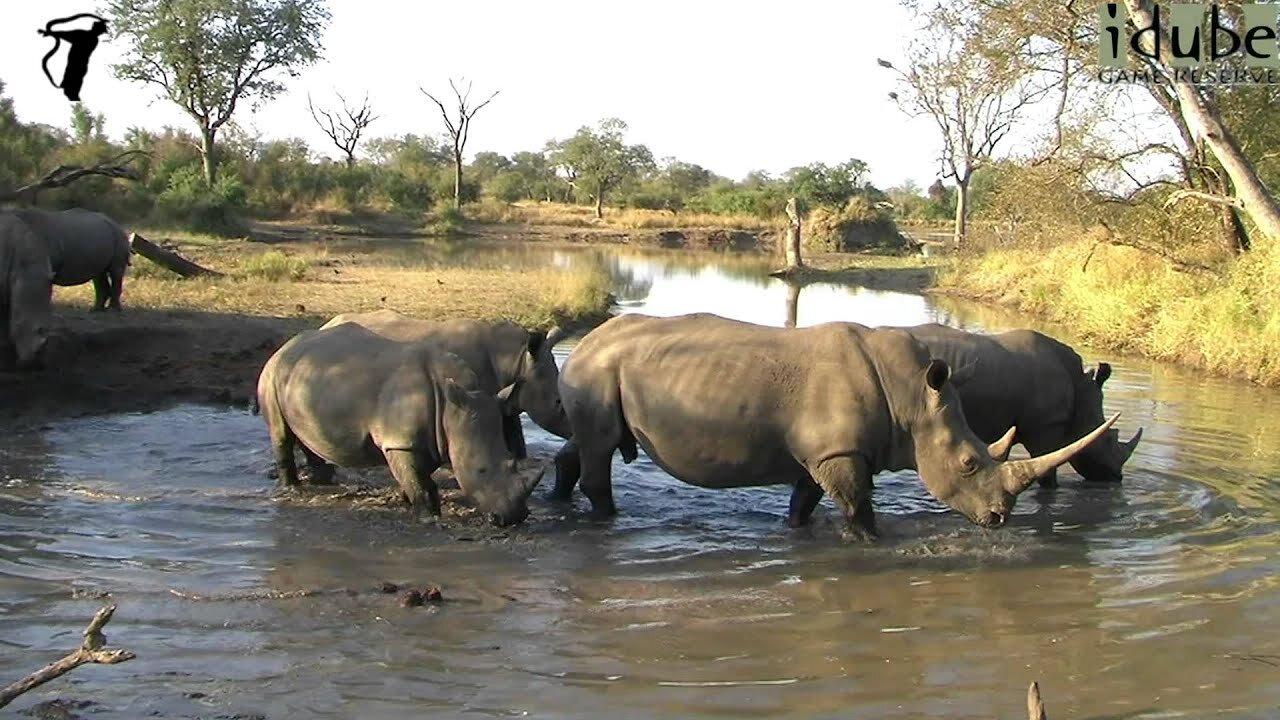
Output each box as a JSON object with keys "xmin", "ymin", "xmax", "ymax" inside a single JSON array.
[
  {"xmin": 903, "ymin": 323, "xmax": 1143, "ymax": 486},
  {"xmin": 255, "ymin": 323, "xmax": 545, "ymax": 527},
  {"xmin": 549, "ymin": 313, "xmax": 1119, "ymax": 539}
]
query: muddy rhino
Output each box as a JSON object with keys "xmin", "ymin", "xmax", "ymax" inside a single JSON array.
[
  {"xmin": 549, "ymin": 313, "xmax": 1119, "ymax": 539},
  {"xmin": 255, "ymin": 323, "xmax": 546, "ymax": 526},
  {"xmin": 903, "ymin": 323, "xmax": 1142, "ymax": 486},
  {"xmin": 319, "ymin": 309, "xmax": 572, "ymax": 458},
  {"xmin": 10, "ymin": 207, "xmax": 131, "ymax": 311},
  {"xmin": 0, "ymin": 213, "xmax": 55, "ymax": 369}
]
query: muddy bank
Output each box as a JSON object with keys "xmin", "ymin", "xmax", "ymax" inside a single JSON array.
[
  {"xmin": 3, "ymin": 306, "xmax": 309, "ymax": 426},
  {"xmin": 459, "ymin": 221, "xmax": 780, "ymax": 251}
]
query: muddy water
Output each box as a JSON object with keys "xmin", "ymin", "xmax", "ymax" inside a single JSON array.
[{"xmin": 4, "ymin": 246, "xmax": 1280, "ymax": 719}]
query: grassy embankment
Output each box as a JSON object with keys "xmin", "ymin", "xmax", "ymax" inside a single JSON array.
[{"xmin": 935, "ymin": 235, "xmax": 1280, "ymax": 386}]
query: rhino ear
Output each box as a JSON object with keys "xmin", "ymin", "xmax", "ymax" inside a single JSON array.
[
  {"xmin": 924, "ymin": 359, "xmax": 951, "ymax": 391},
  {"xmin": 1094, "ymin": 362, "xmax": 1112, "ymax": 387},
  {"xmin": 495, "ymin": 383, "xmax": 521, "ymax": 415},
  {"xmin": 526, "ymin": 330, "xmax": 547, "ymax": 357},
  {"xmin": 434, "ymin": 350, "xmax": 480, "ymax": 389}
]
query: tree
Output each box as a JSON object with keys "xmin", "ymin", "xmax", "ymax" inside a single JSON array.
[
  {"xmin": 307, "ymin": 90, "xmax": 376, "ymax": 168},
  {"xmin": 879, "ymin": 4, "xmax": 1055, "ymax": 246},
  {"xmin": 549, "ymin": 118, "xmax": 655, "ymax": 218},
  {"xmin": 108, "ymin": 0, "xmax": 330, "ymax": 185},
  {"xmin": 70, "ymin": 105, "xmax": 105, "ymax": 145},
  {"xmin": 419, "ymin": 78, "xmax": 498, "ymax": 209}
]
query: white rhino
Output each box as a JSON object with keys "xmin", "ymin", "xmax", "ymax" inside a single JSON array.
[
  {"xmin": 0, "ymin": 212, "xmax": 55, "ymax": 369},
  {"xmin": 10, "ymin": 207, "xmax": 131, "ymax": 311},
  {"xmin": 255, "ymin": 323, "xmax": 545, "ymax": 526},
  {"xmin": 549, "ymin": 313, "xmax": 1119, "ymax": 539}
]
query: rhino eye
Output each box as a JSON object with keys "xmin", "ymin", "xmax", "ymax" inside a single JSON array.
[{"xmin": 960, "ymin": 455, "xmax": 979, "ymax": 474}]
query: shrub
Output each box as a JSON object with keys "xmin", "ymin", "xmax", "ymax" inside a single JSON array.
[
  {"xmin": 241, "ymin": 250, "xmax": 308, "ymax": 281},
  {"xmin": 805, "ymin": 196, "xmax": 904, "ymax": 252},
  {"xmin": 153, "ymin": 166, "xmax": 248, "ymax": 237}
]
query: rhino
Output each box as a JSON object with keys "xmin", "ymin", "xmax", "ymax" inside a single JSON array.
[
  {"xmin": 0, "ymin": 213, "xmax": 55, "ymax": 370},
  {"xmin": 548, "ymin": 313, "xmax": 1119, "ymax": 539},
  {"xmin": 903, "ymin": 323, "xmax": 1143, "ymax": 486},
  {"xmin": 319, "ymin": 309, "xmax": 572, "ymax": 459},
  {"xmin": 10, "ymin": 207, "xmax": 131, "ymax": 312},
  {"xmin": 255, "ymin": 322, "xmax": 546, "ymax": 526}
]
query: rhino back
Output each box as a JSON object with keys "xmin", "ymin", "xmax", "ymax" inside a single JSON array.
[
  {"xmin": 566, "ymin": 314, "xmax": 891, "ymax": 487},
  {"xmin": 10, "ymin": 208, "xmax": 128, "ymax": 286},
  {"xmin": 318, "ymin": 311, "xmax": 508, "ymax": 391}
]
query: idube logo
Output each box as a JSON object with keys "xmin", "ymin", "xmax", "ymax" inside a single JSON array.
[{"xmin": 1097, "ymin": 2, "xmax": 1280, "ymax": 85}]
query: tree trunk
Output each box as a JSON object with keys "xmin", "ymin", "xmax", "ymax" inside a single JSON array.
[
  {"xmin": 952, "ymin": 176, "xmax": 970, "ymax": 248},
  {"xmin": 453, "ymin": 155, "xmax": 463, "ymax": 210},
  {"xmin": 1123, "ymin": 0, "xmax": 1280, "ymax": 243},
  {"xmin": 783, "ymin": 196, "xmax": 804, "ymax": 269},
  {"xmin": 129, "ymin": 233, "xmax": 223, "ymax": 278},
  {"xmin": 344, "ymin": 153, "xmax": 355, "ymax": 169},
  {"xmin": 595, "ymin": 190, "xmax": 604, "ymax": 219},
  {"xmin": 199, "ymin": 127, "xmax": 218, "ymax": 186}
]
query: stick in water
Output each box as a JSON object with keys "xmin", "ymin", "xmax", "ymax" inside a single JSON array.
[{"xmin": 0, "ymin": 605, "xmax": 136, "ymax": 709}]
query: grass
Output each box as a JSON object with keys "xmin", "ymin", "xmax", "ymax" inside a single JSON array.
[
  {"xmin": 464, "ymin": 199, "xmax": 774, "ymax": 231},
  {"xmin": 935, "ymin": 236, "xmax": 1280, "ymax": 386},
  {"xmin": 92, "ymin": 234, "xmax": 615, "ymax": 329}
]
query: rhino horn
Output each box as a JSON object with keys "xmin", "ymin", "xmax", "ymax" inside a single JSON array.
[
  {"xmin": 987, "ymin": 426, "xmax": 1017, "ymax": 461},
  {"xmin": 1002, "ymin": 412, "xmax": 1122, "ymax": 493},
  {"xmin": 545, "ymin": 325, "xmax": 569, "ymax": 349},
  {"xmin": 1121, "ymin": 426, "xmax": 1143, "ymax": 463}
]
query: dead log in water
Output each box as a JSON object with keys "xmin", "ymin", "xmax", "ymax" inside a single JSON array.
[
  {"xmin": 129, "ymin": 232, "xmax": 223, "ymax": 278},
  {"xmin": 1027, "ymin": 681, "xmax": 1047, "ymax": 720},
  {"xmin": 0, "ymin": 605, "xmax": 135, "ymax": 709}
]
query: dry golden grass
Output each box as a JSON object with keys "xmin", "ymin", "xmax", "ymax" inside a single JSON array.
[
  {"xmin": 937, "ymin": 237, "xmax": 1280, "ymax": 386},
  {"xmin": 465, "ymin": 199, "xmax": 774, "ymax": 231},
  {"xmin": 66, "ymin": 235, "xmax": 613, "ymax": 329}
]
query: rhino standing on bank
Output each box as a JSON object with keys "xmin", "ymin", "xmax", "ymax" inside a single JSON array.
[
  {"xmin": 548, "ymin": 313, "xmax": 1119, "ymax": 539},
  {"xmin": 255, "ymin": 323, "xmax": 546, "ymax": 526},
  {"xmin": 319, "ymin": 309, "xmax": 573, "ymax": 459},
  {"xmin": 903, "ymin": 323, "xmax": 1142, "ymax": 486},
  {"xmin": 10, "ymin": 207, "xmax": 131, "ymax": 312},
  {"xmin": 0, "ymin": 213, "xmax": 55, "ymax": 369}
]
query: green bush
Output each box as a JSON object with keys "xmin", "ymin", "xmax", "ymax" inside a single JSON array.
[
  {"xmin": 153, "ymin": 165, "xmax": 248, "ymax": 236},
  {"xmin": 241, "ymin": 250, "xmax": 308, "ymax": 281}
]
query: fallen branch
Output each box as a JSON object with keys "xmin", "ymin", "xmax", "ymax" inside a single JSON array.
[
  {"xmin": 0, "ymin": 605, "xmax": 135, "ymax": 709},
  {"xmin": 1162, "ymin": 188, "xmax": 1245, "ymax": 211},
  {"xmin": 1082, "ymin": 224, "xmax": 1221, "ymax": 277},
  {"xmin": 0, "ymin": 151, "xmax": 148, "ymax": 204},
  {"xmin": 130, "ymin": 233, "xmax": 223, "ymax": 278}
]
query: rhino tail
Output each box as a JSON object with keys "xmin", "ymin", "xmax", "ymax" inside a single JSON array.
[{"xmin": 249, "ymin": 388, "xmax": 261, "ymax": 415}]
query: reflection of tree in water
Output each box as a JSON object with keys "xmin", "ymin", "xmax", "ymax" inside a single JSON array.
[
  {"xmin": 590, "ymin": 254, "xmax": 653, "ymax": 304},
  {"xmin": 784, "ymin": 281, "xmax": 801, "ymax": 328}
]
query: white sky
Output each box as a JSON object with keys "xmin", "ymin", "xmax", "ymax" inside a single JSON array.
[{"xmin": 1, "ymin": 0, "xmax": 959, "ymax": 188}]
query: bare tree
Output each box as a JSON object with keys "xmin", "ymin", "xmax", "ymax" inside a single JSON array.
[
  {"xmin": 419, "ymin": 78, "xmax": 499, "ymax": 209},
  {"xmin": 307, "ymin": 90, "xmax": 378, "ymax": 168},
  {"xmin": 0, "ymin": 151, "xmax": 147, "ymax": 204},
  {"xmin": 879, "ymin": 5, "xmax": 1056, "ymax": 247}
]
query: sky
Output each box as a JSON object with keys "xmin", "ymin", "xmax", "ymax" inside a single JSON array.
[{"xmin": 4, "ymin": 0, "xmax": 955, "ymax": 189}]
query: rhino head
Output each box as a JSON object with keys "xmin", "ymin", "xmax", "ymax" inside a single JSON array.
[
  {"xmin": 1063, "ymin": 362, "xmax": 1143, "ymax": 482},
  {"xmin": 438, "ymin": 353, "xmax": 546, "ymax": 526},
  {"xmin": 908, "ymin": 359, "xmax": 1120, "ymax": 528},
  {"xmin": 508, "ymin": 325, "xmax": 573, "ymax": 439},
  {"xmin": 8, "ymin": 260, "xmax": 54, "ymax": 370}
]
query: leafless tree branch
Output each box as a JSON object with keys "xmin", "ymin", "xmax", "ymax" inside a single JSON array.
[{"xmin": 0, "ymin": 151, "xmax": 149, "ymax": 204}]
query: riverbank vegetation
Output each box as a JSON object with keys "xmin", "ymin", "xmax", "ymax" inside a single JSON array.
[{"xmin": 884, "ymin": 0, "xmax": 1280, "ymax": 385}]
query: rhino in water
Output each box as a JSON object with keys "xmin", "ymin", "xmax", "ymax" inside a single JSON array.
[
  {"xmin": 10, "ymin": 207, "xmax": 131, "ymax": 311},
  {"xmin": 0, "ymin": 213, "xmax": 55, "ymax": 370},
  {"xmin": 255, "ymin": 323, "xmax": 545, "ymax": 526},
  {"xmin": 548, "ymin": 313, "xmax": 1119, "ymax": 539},
  {"xmin": 319, "ymin": 309, "xmax": 572, "ymax": 459},
  {"xmin": 903, "ymin": 323, "xmax": 1142, "ymax": 486}
]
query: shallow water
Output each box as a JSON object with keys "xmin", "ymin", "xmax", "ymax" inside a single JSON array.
[{"xmin": 3, "ymin": 245, "xmax": 1280, "ymax": 719}]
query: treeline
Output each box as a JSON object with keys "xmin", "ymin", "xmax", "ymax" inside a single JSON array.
[{"xmin": 1, "ymin": 86, "xmax": 945, "ymax": 247}]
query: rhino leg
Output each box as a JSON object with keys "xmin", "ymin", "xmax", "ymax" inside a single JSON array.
[
  {"xmin": 786, "ymin": 475, "xmax": 824, "ymax": 528},
  {"xmin": 578, "ymin": 447, "xmax": 618, "ymax": 520},
  {"xmin": 91, "ymin": 274, "xmax": 110, "ymax": 312},
  {"xmin": 106, "ymin": 262, "xmax": 125, "ymax": 311},
  {"xmin": 502, "ymin": 413, "xmax": 528, "ymax": 460},
  {"xmin": 267, "ymin": 421, "xmax": 300, "ymax": 488},
  {"xmin": 808, "ymin": 455, "xmax": 876, "ymax": 541},
  {"xmin": 298, "ymin": 445, "xmax": 336, "ymax": 485},
  {"xmin": 547, "ymin": 438, "xmax": 581, "ymax": 502},
  {"xmin": 383, "ymin": 448, "xmax": 441, "ymax": 516}
]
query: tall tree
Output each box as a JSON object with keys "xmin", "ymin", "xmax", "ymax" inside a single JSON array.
[
  {"xmin": 307, "ymin": 90, "xmax": 376, "ymax": 168},
  {"xmin": 879, "ymin": 4, "xmax": 1055, "ymax": 246},
  {"xmin": 70, "ymin": 105, "xmax": 105, "ymax": 145},
  {"xmin": 419, "ymin": 78, "xmax": 498, "ymax": 209},
  {"xmin": 549, "ymin": 118, "xmax": 655, "ymax": 218},
  {"xmin": 108, "ymin": 0, "xmax": 330, "ymax": 185}
]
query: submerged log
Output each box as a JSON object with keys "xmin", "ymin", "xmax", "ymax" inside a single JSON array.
[
  {"xmin": 0, "ymin": 605, "xmax": 135, "ymax": 709},
  {"xmin": 129, "ymin": 232, "xmax": 223, "ymax": 278}
]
